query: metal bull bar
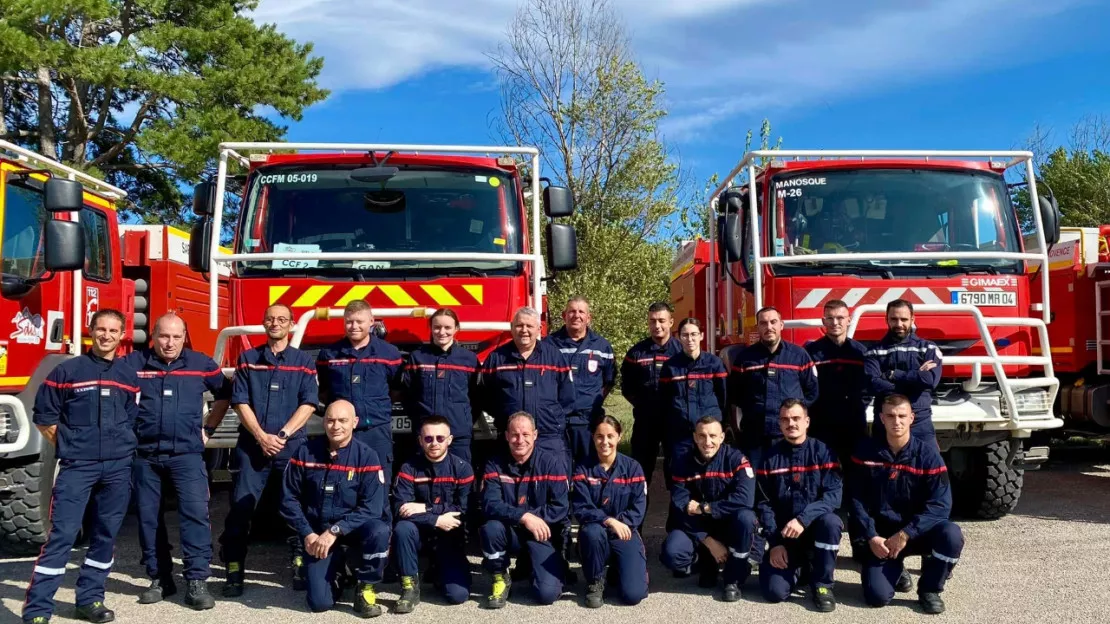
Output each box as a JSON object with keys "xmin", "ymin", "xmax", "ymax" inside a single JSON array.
[{"xmin": 204, "ymin": 142, "xmax": 545, "ymax": 331}]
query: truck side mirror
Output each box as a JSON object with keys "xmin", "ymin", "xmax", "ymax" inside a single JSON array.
[
  {"xmin": 543, "ymin": 185, "xmax": 574, "ymax": 218},
  {"xmin": 718, "ymin": 188, "xmax": 747, "ymax": 263},
  {"xmin": 43, "ymin": 219, "xmax": 86, "ymax": 272},
  {"xmin": 44, "ymin": 178, "xmax": 84, "ymax": 213},
  {"xmin": 192, "ymin": 181, "xmax": 215, "ymax": 217},
  {"xmin": 189, "ymin": 219, "xmax": 213, "ymax": 273},
  {"xmin": 1038, "ymin": 191, "xmax": 1061, "ymax": 246},
  {"xmin": 546, "ymin": 223, "xmax": 577, "ymax": 271}
]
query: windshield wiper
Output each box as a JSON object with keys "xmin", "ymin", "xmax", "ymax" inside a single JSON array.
[
  {"xmin": 817, "ymin": 263, "xmax": 894, "ymax": 279},
  {"xmin": 933, "ymin": 263, "xmax": 999, "ymax": 275}
]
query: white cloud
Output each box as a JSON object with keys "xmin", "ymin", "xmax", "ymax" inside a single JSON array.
[{"xmin": 248, "ymin": 0, "xmax": 1093, "ymax": 141}]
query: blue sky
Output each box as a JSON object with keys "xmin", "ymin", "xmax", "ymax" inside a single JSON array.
[{"xmin": 248, "ymin": 0, "xmax": 1110, "ymax": 208}]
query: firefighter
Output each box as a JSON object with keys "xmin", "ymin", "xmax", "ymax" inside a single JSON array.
[
  {"xmin": 400, "ymin": 308, "xmax": 480, "ymax": 464},
  {"xmin": 756, "ymin": 399, "xmax": 843, "ymax": 612},
  {"xmin": 848, "ymin": 394, "xmax": 963, "ymax": 614},
  {"xmin": 571, "ymin": 415, "xmax": 648, "ymax": 608},
  {"xmin": 280, "ymin": 400, "xmax": 392, "ymax": 617},
  {"xmin": 23, "ymin": 310, "xmax": 140, "ymax": 624},
  {"xmin": 479, "ymin": 306, "xmax": 574, "ymax": 464},
  {"xmin": 121, "ymin": 312, "xmax": 231, "ymax": 611},
  {"xmin": 804, "ymin": 299, "xmax": 870, "ymax": 461},
  {"xmin": 728, "ymin": 306, "xmax": 819, "ymax": 457},
  {"xmin": 217, "ymin": 303, "xmax": 320, "ymax": 597},
  {"xmin": 479, "ymin": 411, "xmax": 570, "ymax": 609},
  {"xmin": 620, "ymin": 301, "xmax": 682, "ymax": 486},
  {"xmin": 864, "ymin": 299, "xmax": 942, "ymax": 444},
  {"xmin": 391, "ymin": 416, "xmax": 475, "ymax": 612},
  {"xmin": 548, "ymin": 296, "xmax": 616, "ymax": 468},
  {"xmin": 316, "ymin": 300, "xmax": 404, "ymax": 489},
  {"xmin": 660, "ymin": 416, "xmax": 757, "ymax": 603},
  {"xmin": 659, "ymin": 317, "xmax": 727, "ymax": 463}
]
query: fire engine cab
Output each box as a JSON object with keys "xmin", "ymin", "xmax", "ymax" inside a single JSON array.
[{"xmin": 682, "ymin": 149, "xmax": 1065, "ymax": 519}]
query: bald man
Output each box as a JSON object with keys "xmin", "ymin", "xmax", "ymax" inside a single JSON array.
[
  {"xmin": 121, "ymin": 313, "xmax": 231, "ymax": 610},
  {"xmin": 281, "ymin": 400, "xmax": 391, "ymax": 617}
]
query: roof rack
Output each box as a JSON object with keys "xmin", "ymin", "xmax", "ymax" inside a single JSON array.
[{"xmin": 0, "ymin": 139, "xmax": 127, "ymax": 200}]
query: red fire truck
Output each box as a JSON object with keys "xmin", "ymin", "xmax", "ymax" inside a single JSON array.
[
  {"xmin": 0, "ymin": 140, "xmax": 233, "ymax": 554},
  {"xmin": 676, "ymin": 149, "xmax": 1065, "ymax": 519},
  {"xmin": 187, "ymin": 142, "xmax": 576, "ymax": 459}
]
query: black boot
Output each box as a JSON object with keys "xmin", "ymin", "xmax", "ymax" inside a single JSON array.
[
  {"xmin": 288, "ymin": 537, "xmax": 307, "ymax": 591},
  {"xmin": 813, "ymin": 586, "xmax": 836, "ymax": 612},
  {"xmin": 223, "ymin": 562, "xmax": 244, "ymax": 597},
  {"xmin": 585, "ymin": 576, "xmax": 605, "ymax": 608},
  {"xmin": 354, "ymin": 582, "xmax": 382, "ymax": 618},
  {"xmin": 394, "ymin": 575, "xmax": 421, "ymax": 614},
  {"xmin": 485, "ymin": 572, "xmax": 511, "ymax": 609},
  {"xmin": 138, "ymin": 577, "xmax": 176, "ymax": 604},
  {"xmin": 895, "ymin": 570, "xmax": 913, "ymax": 593},
  {"xmin": 75, "ymin": 602, "xmax": 115, "ymax": 623},
  {"xmin": 919, "ymin": 592, "xmax": 946, "ymax": 614},
  {"xmin": 722, "ymin": 583, "xmax": 741, "ymax": 602},
  {"xmin": 184, "ymin": 580, "xmax": 215, "ymax": 611}
]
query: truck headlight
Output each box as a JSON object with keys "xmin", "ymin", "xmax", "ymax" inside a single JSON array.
[{"xmin": 1001, "ymin": 389, "xmax": 1052, "ymax": 417}]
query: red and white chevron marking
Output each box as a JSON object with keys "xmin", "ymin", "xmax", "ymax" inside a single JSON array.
[{"xmin": 793, "ymin": 286, "xmax": 1009, "ymax": 309}]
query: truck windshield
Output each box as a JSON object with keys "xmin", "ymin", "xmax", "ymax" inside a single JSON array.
[
  {"xmin": 768, "ymin": 168, "xmax": 1023, "ymax": 275},
  {"xmin": 235, "ymin": 165, "xmax": 524, "ymax": 275}
]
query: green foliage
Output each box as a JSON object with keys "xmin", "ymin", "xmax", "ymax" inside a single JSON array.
[
  {"xmin": 1017, "ymin": 116, "xmax": 1110, "ymax": 232},
  {"xmin": 677, "ymin": 118, "xmax": 782, "ymax": 241},
  {"xmin": 0, "ymin": 0, "xmax": 327, "ymax": 231},
  {"xmin": 491, "ymin": 0, "xmax": 680, "ymax": 360}
]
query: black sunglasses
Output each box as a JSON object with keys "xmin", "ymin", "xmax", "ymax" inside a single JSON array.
[{"xmin": 422, "ymin": 435, "xmax": 449, "ymax": 444}]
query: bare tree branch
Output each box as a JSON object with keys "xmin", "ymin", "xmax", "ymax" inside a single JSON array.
[{"xmin": 88, "ymin": 98, "xmax": 154, "ymax": 167}]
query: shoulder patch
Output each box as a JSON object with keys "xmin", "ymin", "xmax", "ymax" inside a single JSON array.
[{"xmin": 745, "ymin": 466, "xmax": 754, "ymax": 478}]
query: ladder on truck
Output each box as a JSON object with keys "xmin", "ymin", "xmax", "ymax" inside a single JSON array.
[{"xmin": 1098, "ymin": 275, "xmax": 1110, "ymax": 375}]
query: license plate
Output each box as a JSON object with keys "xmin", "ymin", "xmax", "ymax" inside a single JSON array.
[
  {"xmin": 392, "ymin": 415, "xmax": 411, "ymax": 433},
  {"xmin": 952, "ymin": 290, "xmax": 1016, "ymax": 307}
]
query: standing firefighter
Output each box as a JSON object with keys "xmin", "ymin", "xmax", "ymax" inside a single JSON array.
[
  {"xmin": 479, "ymin": 306, "xmax": 575, "ymax": 463},
  {"xmin": 547, "ymin": 297, "xmax": 616, "ymax": 467},
  {"xmin": 804, "ymin": 299, "xmax": 870, "ymax": 461},
  {"xmin": 316, "ymin": 300, "xmax": 404, "ymax": 490},
  {"xmin": 121, "ymin": 313, "xmax": 231, "ymax": 610},
  {"xmin": 280, "ymin": 400, "xmax": 392, "ymax": 617},
  {"xmin": 218, "ymin": 303, "xmax": 320, "ymax": 596},
  {"xmin": 400, "ymin": 308, "xmax": 480, "ymax": 464},
  {"xmin": 620, "ymin": 302, "xmax": 682, "ymax": 485},
  {"xmin": 23, "ymin": 310, "xmax": 140, "ymax": 624},
  {"xmin": 659, "ymin": 318, "xmax": 728, "ymax": 463},
  {"xmin": 865, "ymin": 299, "xmax": 943, "ymax": 444}
]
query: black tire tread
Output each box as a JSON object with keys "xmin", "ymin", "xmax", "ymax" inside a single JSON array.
[{"xmin": 0, "ymin": 460, "xmax": 49, "ymax": 556}]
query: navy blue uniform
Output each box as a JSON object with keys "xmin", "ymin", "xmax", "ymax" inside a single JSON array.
[
  {"xmin": 316, "ymin": 337, "xmax": 403, "ymax": 486},
  {"xmin": 24, "ymin": 353, "xmax": 140, "ymax": 622},
  {"xmin": 280, "ymin": 438, "xmax": 392, "ymax": 613},
  {"xmin": 548, "ymin": 327, "xmax": 615, "ymax": 467},
  {"xmin": 219, "ymin": 344, "xmax": 319, "ymax": 568},
  {"xmin": 121, "ymin": 348, "xmax": 231, "ymax": 583},
  {"xmin": 621, "ymin": 336, "xmax": 682, "ymax": 484},
  {"xmin": 479, "ymin": 448, "xmax": 570, "ymax": 605},
  {"xmin": 660, "ymin": 445, "xmax": 757, "ymax": 586},
  {"xmin": 865, "ymin": 333, "xmax": 942, "ymax": 442},
  {"xmin": 659, "ymin": 352, "xmax": 727, "ymax": 460},
  {"xmin": 848, "ymin": 436, "xmax": 963, "ymax": 606},
  {"xmin": 805, "ymin": 336, "xmax": 869, "ymax": 460},
  {"xmin": 392, "ymin": 453, "xmax": 475, "ymax": 604},
  {"xmin": 755, "ymin": 437, "xmax": 843, "ymax": 602},
  {"xmin": 400, "ymin": 342, "xmax": 480, "ymax": 463},
  {"xmin": 728, "ymin": 340, "xmax": 819, "ymax": 451},
  {"xmin": 571, "ymin": 453, "xmax": 648, "ymax": 605},
  {"xmin": 479, "ymin": 340, "xmax": 574, "ymax": 463}
]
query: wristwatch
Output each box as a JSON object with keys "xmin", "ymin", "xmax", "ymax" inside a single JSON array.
[
  {"xmin": 700, "ymin": 502, "xmax": 711, "ymax": 515},
  {"xmin": 278, "ymin": 430, "xmax": 289, "ymax": 440},
  {"xmin": 203, "ymin": 425, "xmax": 216, "ymax": 437},
  {"xmin": 329, "ymin": 524, "xmax": 342, "ymax": 536}
]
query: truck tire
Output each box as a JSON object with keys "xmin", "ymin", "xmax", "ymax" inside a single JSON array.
[
  {"xmin": 0, "ymin": 458, "xmax": 52, "ymax": 556},
  {"xmin": 955, "ymin": 441, "xmax": 1025, "ymax": 520}
]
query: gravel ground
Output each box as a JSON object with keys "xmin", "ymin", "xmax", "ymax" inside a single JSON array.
[{"xmin": 2, "ymin": 449, "xmax": 1109, "ymax": 624}]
